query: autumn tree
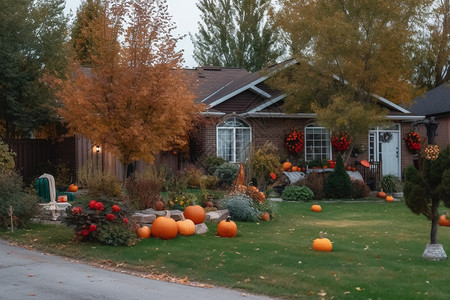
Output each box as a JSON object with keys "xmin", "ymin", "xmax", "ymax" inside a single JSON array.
[
  {"xmin": 412, "ymin": 0, "xmax": 450, "ymax": 90},
  {"xmin": 0, "ymin": 0, "xmax": 69, "ymax": 145},
  {"xmin": 273, "ymin": 0, "xmax": 430, "ymax": 107},
  {"xmin": 56, "ymin": 0, "xmax": 204, "ymax": 185},
  {"xmin": 191, "ymin": 0, "xmax": 285, "ymax": 72}
]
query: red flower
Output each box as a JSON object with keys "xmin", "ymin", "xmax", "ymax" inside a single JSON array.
[
  {"xmin": 405, "ymin": 132, "xmax": 421, "ymax": 150},
  {"xmin": 89, "ymin": 224, "xmax": 97, "ymax": 232},
  {"xmin": 106, "ymin": 214, "xmax": 115, "ymax": 221},
  {"xmin": 89, "ymin": 200, "xmax": 97, "ymax": 209},
  {"xmin": 81, "ymin": 230, "xmax": 89, "ymax": 236},
  {"xmin": 284, "ymin": 128, "xmax": 305, "ymax": 153},
  {"xmin": 72, "ymin": 207, "xmax": 82, "ymax": 214},
  {"xmin": 94, "ymin": 202, "xmax": 104, "ymax": 211},
  {"xmin": 332, "ymin": 131, "xmax": 351, "ymax": 151},
  {"xmin": 123, "ymin": 218, "xmax": 129, "ymax": 225},
  {"xmin": 269, "ymin": 172, "xmax": 276, "ymax": 180},
  {"xmin": 112, "ymin": 205, "xmax": 120, "ymax": 213}
]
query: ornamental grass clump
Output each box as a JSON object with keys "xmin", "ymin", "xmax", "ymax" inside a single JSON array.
[
  {"xmin": 64, "ymin": 197, "xmax": 135, "ymax": 246},
  {"xmin": 281, "ymin": 185, "xmax": 314, "ymax": 201},
  {"xmin": 220, "ymin": 194, "xmax": 260, "ymax": 222}
]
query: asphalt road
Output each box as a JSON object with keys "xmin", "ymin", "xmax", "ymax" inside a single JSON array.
[{"xmin": 0, "ymin": 240, "xmax": 273, "ymax": 300}]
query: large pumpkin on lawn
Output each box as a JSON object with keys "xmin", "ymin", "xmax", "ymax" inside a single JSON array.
[
  {"xmin": 439, "ymin": 213, "xmax": 450, "ymax": 227},
  {"xmin": 282, "ymin": 162, "xmax": 292, "ymax": 171},
  {"xmin": 312, "ymin": 231, "xmax": 332, "ymax": 252},
  {"xmin": 151, "ymin": 211, "xmax": 178, "ymax": 240},
  {"xmin": 217, "ymin": 216, "xmax": 237, "ymax": 238},
  {"xmin": 184, "ymin": 205, "xmax": 205, "ymax": 224}
]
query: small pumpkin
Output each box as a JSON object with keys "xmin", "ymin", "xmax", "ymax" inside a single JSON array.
[
  {"xmin": 311, "ymin": 204, "xmax": 322, "ymax": 212},
  {"xmin": 291, "ymin": 166, "xmax": 299, "ymax": 172},
  {"xmin": 151, "ymin": 211, "xmax": 178, "ymax": 240},
  {"xmin": 312, "ymin": 231, "xmax": 332, "ymax": 252},
  {"xmin": 154, "ymin": 199, "xmax": 165, "ymax": 211},
  {"xmin": 204, "ymin": 200, "xmax": 214, "ymax": 208},
  {"xmin": 136, "ymin": 225, "xmax": 151, "ymax": 239},
  {"xmin": 177, "ymin": 215, "xmax": 196, "ymax": 236},
  {"xmin": 68, "ymin": 184, "xmax": 78, "ymax": 192},
  {"xmin": 282, "ymin": 162, "xmax": 292, "ymax": 171},
  {"xmin": 351, "ymin": 167, "xmax": 356, "ymax": 172},
  {"xmin": 385, "ymin": 195, "xmax": 394, "ymax": 202},
  {"xmin": 184, "ymin": 205, "xmax": 206, "ymax": 224},
  {"xmin": 377, "ymin": 191, "xmax": 386, "ymax": 198},
  {"xmin": 439, "ymin": 212, "xmax": 450, "ymax": 227},
  {"xmin": 217, "ymin": 216, "xmax": 237, "ymax": 238},
  {"xmin": 260, "ymin": 212, "xmax": 270, "ymax": 222}
]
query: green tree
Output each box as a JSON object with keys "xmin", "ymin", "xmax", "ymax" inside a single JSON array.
[
  {"xmin": 70, "ymin": 0, "xmax": 106, "ymax": 66},
  {"xmin": 191, "ymin": 0, "xmax": 284, "ymax": 72},
  {"xmin": 271, "ymin": 0, "xmax": 430, "ymax": 111},
  {"xmin": 324, "ymin": 154, "xmax": 353, "ymax": 199},
  {"xmin": 404, "ymin": 146, "xmax": 450, "ymax": 248},
  {"xmin": 56, "ymin": 0, "xmax": 203, "ymax": 186},
  {"xmin": 0, "ymin": 0, "xmax": 68, "ymax": 145}
]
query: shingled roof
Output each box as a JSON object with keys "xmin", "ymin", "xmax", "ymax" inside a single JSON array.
[{"xmin": 409, "ymin": 82, "xmax": 450, "ymax": 117}]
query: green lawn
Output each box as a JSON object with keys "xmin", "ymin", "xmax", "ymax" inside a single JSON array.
[{"xmin": 1, "ymin": 201, "xmax": 450, "ymax": 299}]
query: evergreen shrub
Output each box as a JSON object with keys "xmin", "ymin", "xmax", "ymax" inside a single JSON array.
[{"xmin": 324, "ymin": 155, "xmax": 353, "ymax": 199}]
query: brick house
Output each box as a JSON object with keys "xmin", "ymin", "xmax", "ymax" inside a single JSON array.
[
  {"xmin": 187, "ymin": 60, "xmax": 425, "ymax": 181},
  {"xmin": 408, "ymin": 82, "xmax": 450, "ymax": 149}
]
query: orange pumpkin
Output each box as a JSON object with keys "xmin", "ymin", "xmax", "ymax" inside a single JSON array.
[
  {"xmin": 311, "ymin": 204, "xmax": 322, "ymax": 212},
  {"xmin": 377, "ymin": 191, "xmax": 386, "ymax": 198},
  {"xmin": 301, "ymin": 167, "xmax": 306, "ymax": 172},
  {"xmin": 346, "ymin": 166, "xmax": 352, "ymax": 171},
  {"xmin": 151, "ymin": 211, "xmax": 178, "ymax": 240},
  {"xmin": 439, "ymin": 213, "xmax": 450, "ymax": 227},
  {"xmin": 351, "ymin": 167, "xmax": 356, "ymax": 172},
  {"xmin": 68, "ymin": 184, "xmax": 78, "ymax": 192},
  {"xmin": 385, "ymin": 195, "xmax": 394, "ymax": 202},
  {"xmin": 184, "ymin": 205, "xmax": 206, "ymax": 224},
  {"xmin": 291, "ymin": 166, "xmax": 299, "ymax": 172},
  {"xmin": 217, "ymin": 216, "xmax": 237, "ymax": 238},
  {"xmin": 136, "ymin": 226, "xmax": 151, "ymax": 239},
  {"xmin": 282, "ymin": 162, "xmax": 292, "ymax": 171},
  {"xmin": 312, "ymin": 231, "xmax": 332, "ymax": 252},
  {"xmin": 177, "ymin": 215, "xmax": 196, "ymax": 236},
  {"xmin": 260, "ymin": 212, "xmax": 270, "ymax": 222}
]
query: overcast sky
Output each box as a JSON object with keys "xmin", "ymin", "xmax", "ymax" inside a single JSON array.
[{"xmin": 64, "ymin": 0, "xmax": 200, "ymax": 68}]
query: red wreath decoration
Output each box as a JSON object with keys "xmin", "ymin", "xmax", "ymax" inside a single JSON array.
[
  {"xmin": 284, "ymin": 128, "xmax": 305, "ymax": 153},
  {"xmin": 331, "ymin": 131, "xmax": 351, "ymax": 151},
  {"xmin": 404, "ymin": 131, "xmax": 421, "ymax": 151}
]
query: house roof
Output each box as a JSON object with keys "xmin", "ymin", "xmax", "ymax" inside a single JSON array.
[
  {"xmin": 409, "ymin": 82, "xmax": 450, "ymax": 117},
  {"xmin": 195, "ymin": 59, "xmax": 423, "ymax": 121},
  {"xmin": 184, "ymin": 66, "xmax": 249, "ymax": 102}
]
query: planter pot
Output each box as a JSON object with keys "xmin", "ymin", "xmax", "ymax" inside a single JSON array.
[{"xmin": 422, "ymin": 244, "xmax": 447, "ymax": 261}]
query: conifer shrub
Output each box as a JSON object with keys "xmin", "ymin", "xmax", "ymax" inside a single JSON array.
[
  {"xmin": 214, "ymin": 162, "xmax": 239, "ymax": 187},
  {"xmin": 220, "ymin": 194, "xmax": 260, "ymax": 222},
  {"xmin": 203, "ymin": 156, "xmax": 226, "ymax": 175},
  {"xmin": 324, "ymin": 155, "xmax": 353, "ymax": 199}
]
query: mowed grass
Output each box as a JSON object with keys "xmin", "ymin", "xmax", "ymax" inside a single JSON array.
[{"xmin": 2, "ymin": 201, "xmax": 450, "ymax": 299}]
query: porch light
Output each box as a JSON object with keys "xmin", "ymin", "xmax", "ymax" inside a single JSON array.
[{"xmin": 96, "ymin": 145, "xmax": 100, "ymax": 153}]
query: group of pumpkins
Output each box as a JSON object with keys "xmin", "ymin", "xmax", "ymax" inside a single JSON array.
[
  {"xmin": 377, "ymin": 191, "xmax": 394, "ymax": 202},
  {"xmin": 135, "ymin": 205, "xmax": 238, "ymax": 240},
  {"xmin": 282, "ymin": 162, "xmax": 306, "ymax": 172}
]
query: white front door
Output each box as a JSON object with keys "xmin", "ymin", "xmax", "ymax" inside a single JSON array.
[{"xmin": 380, "ymin": 132, "xmax": 400, "ymax": 177}]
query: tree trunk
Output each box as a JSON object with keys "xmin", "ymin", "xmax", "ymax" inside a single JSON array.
[
  {"xmin": 430, "ymin": 199, "xmax": 440, "ymax": 244},
  {"xmin": 122, "ymin": 163, "xmax": 127, "ymax": 189}
]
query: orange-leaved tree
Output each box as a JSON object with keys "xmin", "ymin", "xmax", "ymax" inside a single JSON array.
[{"xmin": 57, "ymin": 0, "xmax": 204, "ymax": 185}]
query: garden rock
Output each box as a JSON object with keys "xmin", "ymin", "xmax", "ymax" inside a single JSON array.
[
  {"xmin": 37, "ymin": 202, "xmax": 72, "ymax": 221},
  {"xmin": 205, "ymin": 209, "xmax": 229, "ymax": 223},
  {"xmin": 422, "ymin": 244, "xmax": 447, "ymax": 261},
  {"xmin": 132, "ymin": 209, "xmax": 184, "ymax": 224},
  {"xmin": 132, "ymin": 212, "xmax": 156, "ymax": 224},
  {"xmin": 195, "ymin": 223, "xmax": 209, "ymax": 235}
]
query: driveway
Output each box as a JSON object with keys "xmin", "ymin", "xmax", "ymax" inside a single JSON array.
[{"xmin": 0, "ymin": 240, "xmax": 273, "ymax": 300}]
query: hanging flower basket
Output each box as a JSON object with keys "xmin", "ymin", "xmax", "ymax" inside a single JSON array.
[
  {"xmin": 404, "ymin": 131, "xmax": 421, "ymax": 151},
  {"xmin": 331, "ymin": 131, "xmax": 351, "ymax": 152},
  {"xmin": 284, "ymin": 128, "xmax": 304, "ymax": 154}
]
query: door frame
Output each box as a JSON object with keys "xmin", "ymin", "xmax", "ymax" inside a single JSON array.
[{"xmin": 368, "ymin": 124, "xmax": 402, "ymax": 179}]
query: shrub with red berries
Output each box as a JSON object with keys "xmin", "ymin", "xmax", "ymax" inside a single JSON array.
[{"xmin": 64, "ymin": 197, "xmax": 136, "ymax": 246}]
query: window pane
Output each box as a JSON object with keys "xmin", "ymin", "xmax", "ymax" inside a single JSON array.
[{"xmin": 305, "ymin": 125, "xmax": 331, "ymax": 161}]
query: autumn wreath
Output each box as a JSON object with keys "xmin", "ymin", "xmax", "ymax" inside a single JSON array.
[
  {"xmin": 284, "ymin": 128, "xmax": 305, "ymax": 153},
  {"xmin": 404, "ymin": 131, "xmax": 421, "ymax": 151}
]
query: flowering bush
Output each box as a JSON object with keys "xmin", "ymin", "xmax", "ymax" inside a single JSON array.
[
  {"xmin": 64, "ymin": 197, "xmax": 135, "ymax": 245},
  {"xmin": 331, "ymin": 131, "xmax": 351, "ymax": 151},
  {"xmin": 284, "ymin": 128, "xmax": 305, "ymax": 153},
  {"xmin": 168, "ymin": 192, "xmax": 197, "ymax": 210},
  {"xmin": 404, "ymin": 131, "xmax": 421, "ymax": 151}
]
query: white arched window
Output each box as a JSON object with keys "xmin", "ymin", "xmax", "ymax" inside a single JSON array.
[
  {"xmin": 305, "ymin": 124, "xmax": 331, "ymax": 161},
  {"xmin": 216, "ymin": 118, "xmax": 251, "ymax": 163}
]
